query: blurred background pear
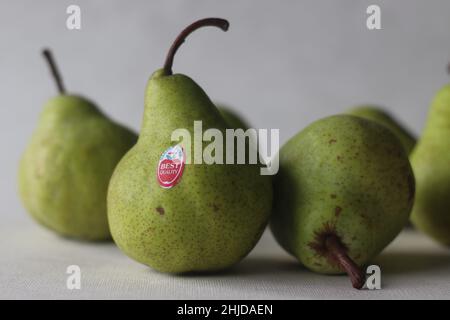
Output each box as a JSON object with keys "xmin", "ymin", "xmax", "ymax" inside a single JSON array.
[{"xmin": 18, "ymin": 49, "xmax": 137, "ymax": 241}]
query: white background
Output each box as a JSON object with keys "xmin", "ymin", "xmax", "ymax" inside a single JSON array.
[{"xmin": 1, "ymin": 0, "xmax": 450, "ymax": 299}]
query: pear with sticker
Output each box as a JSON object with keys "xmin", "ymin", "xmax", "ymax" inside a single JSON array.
[{"xmin": 107, "ymin": 18, "xmax": 272, "ymax": 272}]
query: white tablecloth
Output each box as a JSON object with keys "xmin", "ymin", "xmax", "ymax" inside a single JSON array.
[{"xmin": 1, "ymin": 219, "xmax": 449, "ymax": 300}]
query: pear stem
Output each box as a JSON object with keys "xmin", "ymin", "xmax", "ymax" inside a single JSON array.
[
  {"xmin": 42, "ymin": 49, "xmax": 66, "ymax": 95},
  {"xmin": 325, "ymin": 235, "xmax": 366, "ymax": 289},
  {"xmin": 163, "ymin": 18, "xmax": 229, "ymax": 75}
]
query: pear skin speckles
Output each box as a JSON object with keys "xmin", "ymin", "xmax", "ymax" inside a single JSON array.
[
  {"xmin": 271, "ymin": 114, "xmax": 414, "ymax": 284},
  {"xmin": 19, "ymin": 95, "xmax": 137, "ymax": 240},
  {"xmin": 107, "ymin": 73, "xmax": 272, "ymax": 273}
]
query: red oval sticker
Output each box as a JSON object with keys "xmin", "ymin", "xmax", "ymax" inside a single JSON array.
[{"xmin": 157, "ymin": 145, "xmax": 185, "ymax": 189}]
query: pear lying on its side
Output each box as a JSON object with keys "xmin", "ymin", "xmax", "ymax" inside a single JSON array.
[
  {"xmin": 411, "ymin": 82, "xmax": 450, "ymax": 246},
  {"xmin": 347, "ymin": 105, "xmax": 416, "ymax": 155},
  {"xmin": 271, "ymin": 115, "xmax": 414, "ymax": 289},
  {"xmin": 19, "ymin": 49, "xmax": 137, "ymax": 241}
]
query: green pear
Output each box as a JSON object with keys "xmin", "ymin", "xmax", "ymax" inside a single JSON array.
[
  {"xmin": 411, "ymin": 84, "xmax": 450, "ymax": 246},
  {"xmin": 271, "ymin": 115, "xmax": 414, "ymax": 288},
  {"xmin": 107, "ymin": 18, "xmax": 272, "ymax": 273},
  {"xmin": 347, "ymin": 105, "xmax": 416, "ymax": 155},
  {"xmin": 19, "ymin": 49, "xmax": 137, "ymax": 241},
  {"xmin": 217, "ymin": 105, "xmax": 250, "ymax": 130},
  {"xmin": 217, "ymin": 105, "xmax": 260, "ymax": 166}
]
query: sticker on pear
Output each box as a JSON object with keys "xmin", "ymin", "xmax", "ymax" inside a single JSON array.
[{"xmin": 157, "ymin": 145, "xmax": 185, "ymax": 188}]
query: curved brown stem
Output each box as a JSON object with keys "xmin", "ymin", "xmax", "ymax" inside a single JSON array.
[
  {"xmin": 325, "ymin": 235, "xmax": 366, "ymax": 289},
  {"xmin": 42, "ymin": 49, "xmax": 66, "ymax": 95},
  {"xmin": 163, "ymin": 18, "xmax": 229, "ymax": 75}
]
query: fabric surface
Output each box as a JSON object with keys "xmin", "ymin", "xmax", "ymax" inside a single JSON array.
[
  {"xmin": 1, "ymin": 220, "xmax": 449, "ymax": 299},
  {"xmin": 2, "ymin": 0, "xmax": 450, "ymax": 300}
]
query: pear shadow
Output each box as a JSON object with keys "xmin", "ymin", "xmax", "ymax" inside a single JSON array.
[
  {"xmin": 161, "ymin": 256, "xmax": 304, "ymax": 278},
  {"xmin": 30, "ymin": 217, "xmax": 115, "ymax": 245},
  {"xmin": 232, "ymin": 256, "xmax": 305, "ymax": 276},
  {"xmin": 60, "ymin": 236, "xmax": 114, "ymax": 245},
  {"xmin": 54, "ymin": 232, "xmax": 115, "ymax": 245},
  {"xmin": 372, "ymin": 251, "xmax": 450, "ymax": 275}
]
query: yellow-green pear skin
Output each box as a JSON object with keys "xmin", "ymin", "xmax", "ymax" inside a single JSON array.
[
  {"xmin": 217, "ymin": 105, "xmax": 250, "ymax": 130},
  {"xmin": 347, "ymin": 106, "xmax": 416, "ymax": 155},
  {"xmin": 411, "ymin": 85, "xmax": 450, "ymax": 246},
  {"xmin": 107, "ymin": 70, "xmax": 272, "ymax": 273},
  {"xmin": 19, "ymin": 95, "xmax": 137, "ymax": 240},
  {"xmin": 271, "ymin": 115, "xmax": 414, "ymax": 288}
]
